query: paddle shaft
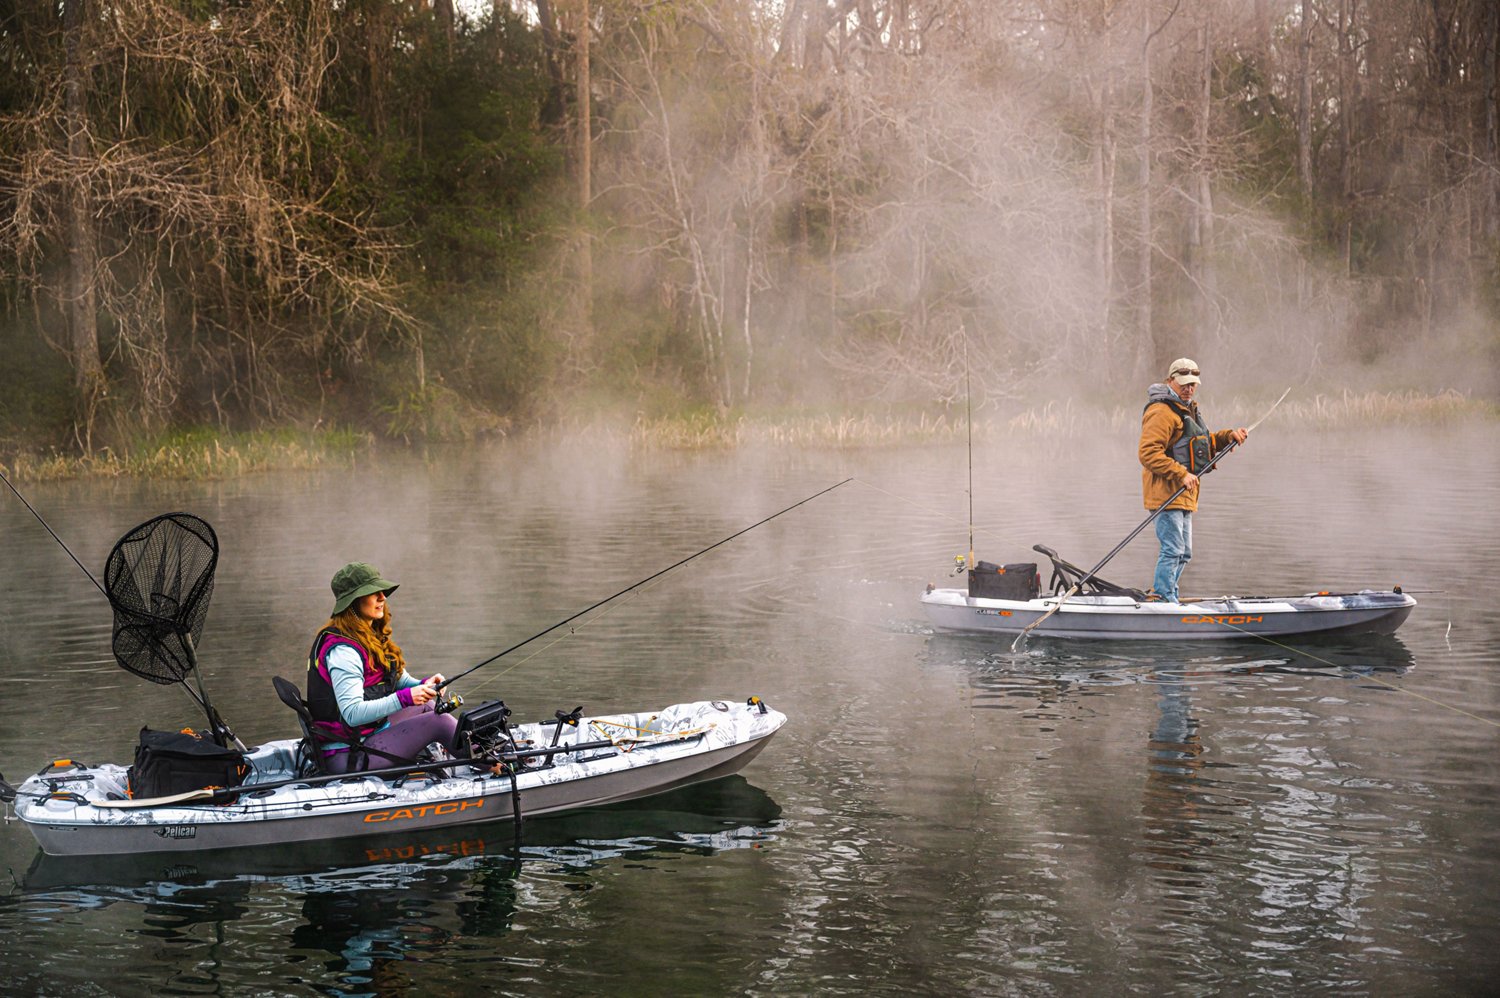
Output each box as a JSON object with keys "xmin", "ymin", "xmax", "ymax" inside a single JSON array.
[
  {"xmin": 1012, "ymin": 388, "xmax": 1290, "ymax": 647},
  {"xmin": 437, "ymin": 478, "xmax": 853, "ymax": 690}
]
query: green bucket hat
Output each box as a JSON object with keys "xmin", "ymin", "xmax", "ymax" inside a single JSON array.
[{"xmin": 330, "ymin": 562, "xmax": 399, "ymax": 615}]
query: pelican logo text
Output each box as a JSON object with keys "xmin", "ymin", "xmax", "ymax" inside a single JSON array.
[
  {"xmin": 154, "ymin": 825, "xmax": 197, "ymax": 840},
  {"xmin": 1180, "ymin": 614, "xmax": 1265, "ymax": 625},
  {"xmin": 363, "ymin": 799, "xmax": 485, "ymax": 823}
]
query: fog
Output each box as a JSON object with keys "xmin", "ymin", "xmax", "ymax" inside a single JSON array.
[{"xmin": 585, "ymin": 0, "xmax": 1499, "ymax": 424}]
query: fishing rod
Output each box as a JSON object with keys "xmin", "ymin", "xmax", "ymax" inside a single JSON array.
[
  {"xmin": 1012, "ymin": 387, "xmax": 1292, "ymax": 651},
  {"xmin": 965, "ymin": 331, "xmax": 975, "ymax": 571},
  {"xmin": 1, "ymin": 469, "xmax": 240, "ymax": 744},
  {"xmin": 0, "ymin": 466, "xmax": 108, "ymax": 599},
  {"xmin": 437, "ymin": 477, "xmax": 854, "ymax": 691}
]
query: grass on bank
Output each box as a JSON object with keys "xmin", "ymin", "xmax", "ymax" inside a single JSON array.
[
  {"xmin": 0, "ymin": 428, "xmax": 371, "ymax": 482},
  {"xmin": 0, "ymin": 390, "xmax": 1490, "ymax": 478},
  {"xmin": 625, "ymin": 390, "xmax": 1496, "ymax": 449}
]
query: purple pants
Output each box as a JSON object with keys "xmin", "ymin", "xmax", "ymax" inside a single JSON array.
[{"xmin": 321, "ymin": 703, "xmax": 459, "ymax": 774}]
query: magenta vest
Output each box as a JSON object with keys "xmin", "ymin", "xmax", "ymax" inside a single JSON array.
[{"xmin": 305, "ymin": 630, "xmax": 399, "ymax": 745}]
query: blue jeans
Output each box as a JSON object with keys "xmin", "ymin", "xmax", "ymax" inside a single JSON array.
[{"xmin": 1152, "ymin": 509, "xmax": 1193, "ymax": 603}]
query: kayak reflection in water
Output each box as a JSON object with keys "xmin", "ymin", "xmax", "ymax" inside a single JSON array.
[
  {"xmin": 305, "ymin": 562, "xmax": 458, "ymax": 774},
  {"xmin": 1138, "ymin": 358, "xmax": 1249, "ymax": 603}
]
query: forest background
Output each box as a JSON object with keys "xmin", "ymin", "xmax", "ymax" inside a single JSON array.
[{"xmin": 1, "ymin": 0, "xmax": 1496, "ymax": 466}]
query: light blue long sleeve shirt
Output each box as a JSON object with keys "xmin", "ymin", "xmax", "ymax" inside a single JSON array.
[{"xmin": 326, "ymin": 643, "xmax": 423, "ymax": 728}]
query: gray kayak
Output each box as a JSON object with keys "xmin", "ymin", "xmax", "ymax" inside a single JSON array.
[
  {"xmin": 921, "ymin": 586, "xmax": 1416, "ymax": 640},
  {"xmin": 924, "ymin": 544, "xmax": 1416, "ymax": 641},
  {"xmin": 8, "ymin": 698, "xmax": 785, "ymax": 857}
]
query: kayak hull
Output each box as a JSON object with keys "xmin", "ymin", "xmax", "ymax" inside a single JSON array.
[
  {"xmin": 921, "ymin": 588, "xmax": 1416, "ymax": 641},
  {"xmin": 12, "ymin": 698, "xmax": 784, "ymax": 857}
]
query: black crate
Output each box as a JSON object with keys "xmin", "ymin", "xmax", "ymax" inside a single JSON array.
[
  {"xmin": 968, "ymin": 561, "xmax": 1039, "ymax": 601},
  {"xmin": 127, "ymin": 727, "xmax": 247, "ymax": 800}
]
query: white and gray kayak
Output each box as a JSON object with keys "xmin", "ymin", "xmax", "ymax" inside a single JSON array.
[
  {"xmin": 925, "ymin": 544, "xmax": 1416, "ymax": 641},
  {"xmin": 921, "ymin": 586, "xmax": 1416, "ymax": 641},
  {"xmin": 7, "ymin": 698, "xmax": 785, "ymax": 857}
]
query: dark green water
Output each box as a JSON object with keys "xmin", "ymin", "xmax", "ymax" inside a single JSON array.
[{"xmin": 2, "ymin": 423, "xmax": 1496, "ymax": 995}]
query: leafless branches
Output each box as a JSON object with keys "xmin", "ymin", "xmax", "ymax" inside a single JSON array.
[{"xmin": 0, "ymin": 0, "xmax": 412, "ymax": 437}]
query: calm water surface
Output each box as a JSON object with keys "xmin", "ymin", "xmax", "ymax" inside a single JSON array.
[{"xmin": 1, "ymin": 423, "xmax": 1497, "ymax": 995}]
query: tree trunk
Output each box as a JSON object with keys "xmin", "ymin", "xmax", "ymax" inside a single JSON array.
[
  {"xmin": 1093, "ymin": 69, "xmax": 1117, "ymax": 341},
  {"xmin": 1253, "ymin": 0, "xmax": 1273, "ymax": 54},
  {"xmin": 1339, "ymin": 0, "xmax": 1356, "ymax": 273},
  {"xmin": 62, "ymin": 0, "xmax": 104, "ymax": 445},
  {"xmin": 1488, "ymin": 0, "xmax": 1500, "ymax": 240},
  {"xmin": 434, "ymin": 0, "xmax": 455, "ymax": 56},
  {"xmin": 576, "ymin": 0, "xmax": 593, "ymax": 337},
  {"xmin": 365, "ymin": 3, "xmax": 387, "ymax": 138},
  {"xmin": 1191, "ymin": 16, "xmax": 1216, "ymax": 319},
  {"xmin": 1421, "ymin": 0, "xmax": 1460, "ymax": 308},
  {"xmin": 1298, "ymin": 0, "xmax": 1315, "ymax": 199},
  {"xmin": 535, "ymin": 0, "xmax": 566, "ymax": 124},
  {"xmin": 1139, "ymin": 0, "xmax": 1155, "ymax": 374}
]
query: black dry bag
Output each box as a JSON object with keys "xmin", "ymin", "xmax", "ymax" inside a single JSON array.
[
  {"xmin": 968, "ymin": 561, "xmax": 1041, "ymax": 601},
  {"xmin": 127, "ymin": 727, "xmax": 247, "ymax": 801}
]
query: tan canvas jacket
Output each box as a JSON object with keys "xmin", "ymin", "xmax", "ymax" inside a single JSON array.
[{"xmin": 1138, "ymin": 402, "xmax": 1236, "ymax": 512}]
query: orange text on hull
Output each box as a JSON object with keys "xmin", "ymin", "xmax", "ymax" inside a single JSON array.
[
  {"xmin": 364, "ymin": 799, "xmax": 485, "ymax": 823},
  {"xmin": 1180, "ymin": 615, "xmax": 1265, "ymax": 625}
]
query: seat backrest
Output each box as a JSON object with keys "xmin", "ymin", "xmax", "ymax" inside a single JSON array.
[
  {"xmin": 273, "ymin": 675, "xmax": 312, "ymax": 720},
  {"xmin": 272, "ymin": 676, "xmax": 330, "ymax": 775}
]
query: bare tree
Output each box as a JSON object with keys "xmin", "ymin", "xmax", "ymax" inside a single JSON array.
[
  {"xmin": 0, "ymin": 0, "xmax": 414, "ymax": 434},
  {"xmin": 61, "ymin": 0, "xmax": 104, "ymax": 447}
]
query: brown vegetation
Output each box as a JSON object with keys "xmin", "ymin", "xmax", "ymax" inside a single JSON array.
[{"xmin": 1, "ymin": 1, "xmax": 1495, "ymax": 461}]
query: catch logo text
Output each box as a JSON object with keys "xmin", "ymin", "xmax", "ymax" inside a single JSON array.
[
  {"xmin": 1180, "ymin": 615, "xmax": 1265, "ymax": 625},
  {"xmin": 363, "ymin": 799, "xmax": 485, "ymax": 823}
]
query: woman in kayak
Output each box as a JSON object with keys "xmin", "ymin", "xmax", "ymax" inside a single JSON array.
[{"xmin": 305, "ymin": 562, "xmax": 458, "ymax": 773}]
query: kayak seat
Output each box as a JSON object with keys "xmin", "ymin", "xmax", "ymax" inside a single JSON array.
[
  {"xmin": 272, "ymin": 676, "xmax": 333, "ymax": 777},
  {"xmin": 1032, "ymin": 544, "xmax": 1150, "ymax": 601}
]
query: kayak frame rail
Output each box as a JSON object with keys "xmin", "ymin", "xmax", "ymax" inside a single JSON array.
[{"xmin": 23, "ymin": 727, "xmax": 713, "ymax": 810}]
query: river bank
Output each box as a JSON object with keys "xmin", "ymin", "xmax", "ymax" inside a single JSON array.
[{"xmin": 1, "ymin": 390, "xmax": 1492, "ymax": 481}]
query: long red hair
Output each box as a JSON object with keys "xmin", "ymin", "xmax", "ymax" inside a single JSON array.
[{"xmin": 321, "ymin": 604, "xmax": 407, "ymax": 679}]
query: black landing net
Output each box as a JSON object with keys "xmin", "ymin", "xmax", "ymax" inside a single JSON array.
[
  {"xmin": 104, "ymin": 513, "xmax": 218, "ymax": 685},
  {"xmin": 103, "ymin": 513, "xmax": 240, "ymax": 748}
]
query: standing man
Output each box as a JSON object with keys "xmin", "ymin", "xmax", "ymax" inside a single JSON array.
[{"xmin": 1138, "ymin": 358, "xmax": 1248, "ymax": 603}]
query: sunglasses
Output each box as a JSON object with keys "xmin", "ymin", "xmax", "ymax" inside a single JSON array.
[{"xmin": 1173, "ymin": 369, "xmax": 1200, "ymax": 377}]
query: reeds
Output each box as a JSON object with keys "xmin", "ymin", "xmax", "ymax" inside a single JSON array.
[
  {"xmin": 0, "ymin": 429, "xmax": 370, "ymax": 482},
  {"xmin": 1, "ymin": 391, "xmax": 1487, "ymax": 476},
  {"xmin": 626, "ymin": 390, "xmax": 1494, "ymax": 450},
  {"xmin": 1287, "ymin": 389, "xmax": 1489, "ymax": 426},
  {"xmin": 627, "ymin": 411, "xmax": 970, "ymax": 449}
]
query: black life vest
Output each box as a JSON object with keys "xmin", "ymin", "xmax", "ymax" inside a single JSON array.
[
  {"xmin": 1145, "ymin": 395, "xmax": 1213, "ymax": 474},
  {"xmin": 306, "ymin": 629, "xmax": 400, "ymax": 744}
]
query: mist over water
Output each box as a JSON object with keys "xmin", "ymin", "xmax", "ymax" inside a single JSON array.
[{"xmin": 1, "ymin": 421, "xmax": 1497, "ymax": 994}]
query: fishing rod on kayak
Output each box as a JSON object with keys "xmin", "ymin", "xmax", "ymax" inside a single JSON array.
[
  {"xmin": 436, "ymin": 477, "xmax": 854, "ymax": 692},
  {"xmin": 1011, "ymin": 387, "xmax": 1292, "ymax": 652},
  {"xmin": 965, "ymin": 330, "xmax": 975, "ymax": 572},
  {"xmin": 0, "ymin": 469, "xmax": 243, "ymax": 749},
  {"xmin": 0, "ymin": 467, "xmax": 109, "ymax": 600}
]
